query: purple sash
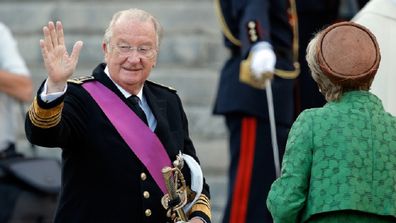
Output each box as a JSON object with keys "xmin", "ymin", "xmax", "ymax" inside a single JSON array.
[{"xmin": 82, "ymin": 81, "xmax": 171, "ymax": 194}]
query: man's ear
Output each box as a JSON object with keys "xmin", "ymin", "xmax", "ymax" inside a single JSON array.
[
  {"xmin": 102, "ymin": 42, "xmax": 109, "ymax": 63},
  {"xmin": 102, "ymin": 42, "xmax": 108, "ymax": 54}
]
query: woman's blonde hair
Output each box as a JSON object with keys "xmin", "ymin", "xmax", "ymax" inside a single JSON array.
[
  {"xmin": 306, "ymin": 27, "xmax": 376, "ymax": 102},
  {"xmin": 306, "ymin": 34, "xmax": 342, "ymax": 102}
]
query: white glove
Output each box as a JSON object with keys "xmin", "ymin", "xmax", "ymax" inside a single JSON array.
[{"xmin": 250, "ymin": 42, "xmax": 276, "ymax": 79}]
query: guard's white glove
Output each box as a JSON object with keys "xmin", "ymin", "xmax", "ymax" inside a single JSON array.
[{"xmin": 250, "ymin": 42, "xmax": 276, "ymax": 79}]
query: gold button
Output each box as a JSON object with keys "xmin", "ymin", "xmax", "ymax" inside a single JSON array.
[
  {"xmin": 248, "ymin": 21, "xmax": 256, "ymax": 28},
  {"xmin": 143, "ymin": 191, "xmax": 150, "ymax": 199},
  {"xmin": 145, "ymin": 209, "xmax": 152, "ymax": 217},
  {"xmin": 249, "ymin": 29, "xmax": 256, "ymax": 35},
  {"xmin": 140, "ymin": 172, "xmax": 147, "ymax": 181}
]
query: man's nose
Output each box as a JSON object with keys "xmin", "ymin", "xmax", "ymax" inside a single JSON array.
[{"xmin": 125, "ymin": 50, "xmax": 142, "ymax": 62}]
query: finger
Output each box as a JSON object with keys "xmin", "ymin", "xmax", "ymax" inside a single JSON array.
[
  {"xmin": 40, "ymin": 39, "xmax": 51, "ymax": 72},
  {"xmin": 42, "ymin": 25, "xmax": 53, "ymax": 51},
  {"xmin": 39, "ymin": 39, "xmax": 49, "ymax": 61},
  {"xmin": 39, "ymin": 39, "xmax": 48, "ymax": 56},
  {"xmin": 48, "ymin": 21, "xmax": 59, "ymax": 47},
  {"xmin": 56, "ymin": 21, "xmax": 65, "ymax": 47},
  {"xmin": 70, "ymin": 41, "xmax": 83, "ymax": 66}
]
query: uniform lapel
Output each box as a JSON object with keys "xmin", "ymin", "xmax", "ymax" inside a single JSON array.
[
  {"xmin": 93, "ymin": 64, "xmax": 126, "ymax": 101},
  {"xmin": 143, "ymin": 85, "xmax": 174, "ymax": 156}
]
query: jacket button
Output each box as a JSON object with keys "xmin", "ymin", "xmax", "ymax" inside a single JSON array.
[
  {"xmin": 141, "ymin": 172, "xmax": 147, "ymax": 181},
  {"xmin": 248, "ymin": 21, "xmax": 256, "ymax": 28},
  {"xmin": 143, "ymin": 191, "xmax": 150, "ymax": 199},
  {"xmin": 145, "ymin": 209, "xmax": 152, "ymax": 217}
]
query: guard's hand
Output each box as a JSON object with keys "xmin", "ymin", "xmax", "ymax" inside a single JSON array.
[
  {"xmin": 40, "ymin": 21, "xmax": 83, "ymax": 93},
  {"xmin": 250, "ymin": 42, "xmax": 276, "ymax": 80}
]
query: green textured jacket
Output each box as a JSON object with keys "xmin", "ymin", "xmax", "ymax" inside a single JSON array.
[{"xmin": 267, "ymin": 91, "xmax": 396, "ymax": 223}]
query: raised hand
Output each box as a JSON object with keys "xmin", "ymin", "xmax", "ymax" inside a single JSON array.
[{"xmin": 40, "ymin": 21, "xmax": 83, "ymax": 93}]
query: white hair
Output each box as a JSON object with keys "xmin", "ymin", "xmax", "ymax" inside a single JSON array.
[{"xmin": 103, "ymin": 8, "xmax": 163, "ymax": 50}]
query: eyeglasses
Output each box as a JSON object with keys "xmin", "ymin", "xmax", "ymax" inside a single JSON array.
[{"xmin": 112, "ymin": 44, "xmax": 157, "ymax": 59}]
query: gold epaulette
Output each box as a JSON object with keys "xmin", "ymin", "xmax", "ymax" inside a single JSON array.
[
  {"xmin": 67, "ymin": 75, "xmax": 95, "ymax": 84},
  {"xmin": 146, "ymin": 80, "xmax": 177, "ymax": 92}
]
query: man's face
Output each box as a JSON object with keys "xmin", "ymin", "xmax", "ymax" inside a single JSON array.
[{"xmin": 103, "ymin": 19, "xmax": 157, "ymax": 94}]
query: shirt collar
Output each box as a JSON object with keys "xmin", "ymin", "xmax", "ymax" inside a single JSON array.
[{"xmin": 104, "ymin": 66, "xmax": 143, "ymax": 100}]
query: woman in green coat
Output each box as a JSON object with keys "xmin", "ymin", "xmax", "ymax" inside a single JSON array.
[{"xmin": 266, "ymin": 21, "xmax": 396, "ymax": 223}]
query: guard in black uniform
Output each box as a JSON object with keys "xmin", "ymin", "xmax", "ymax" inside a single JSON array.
[
  {"xmin": 213, "ymin": 0, "xmax": 299, "ymax": 222},
  {"xmin": 294, "ymin": 0, "xmax": 369, "ymax": 116},
  {"xmin": 294, "ymin": 0, "xmax": 340, "ymax": 115}
]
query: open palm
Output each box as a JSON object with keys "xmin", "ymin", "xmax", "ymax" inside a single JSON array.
[{"xmin": 40, "ymin": 21, "xmax": 82, "ymax": 91}]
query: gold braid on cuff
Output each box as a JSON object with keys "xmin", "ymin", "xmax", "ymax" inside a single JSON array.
[
  {"xmin": 189, "ymin": 194, "xmax": 212, "ymax": 220},
  {"xmin": 28, "ymin": 97, "xmax": 63, "ymax": 129}
]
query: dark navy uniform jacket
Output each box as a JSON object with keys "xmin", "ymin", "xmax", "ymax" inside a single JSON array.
[
  {"xmin": 25, "ymin": 63, "xmax": 211, "ymax": 223},
  {"xmin": 213, "ymin": 0, "xmax": 299, "ymax": 126}
]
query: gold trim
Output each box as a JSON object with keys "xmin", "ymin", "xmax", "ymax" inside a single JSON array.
[
  {"xmin": 214, "ymin": 0, "xmax": 241, "ymax": 46},
  {"xmin": 189, "ymin": 194, "xmax": 211, "ymax": 220},
  {"xmin": 28, "ymin": 97, "xmax": 63, "ymax": 129},
  {"xmin": 277, "ymin": 0, "xmax": 300, "ymax": 79},
  {"xmin": 274, "ymin": 62, "xmax": 300, "ymax": 79},
  {"xmin": 289, "ymin": 0, "xmax": 299, "ymax": 62},
  {"xmin": 258, "ymin": 0, "xmax": 301, "ymax": 80}
]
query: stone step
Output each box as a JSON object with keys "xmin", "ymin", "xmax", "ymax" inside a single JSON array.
[
  {"xmin": 1, "ymin": 1, "xmax": 218, "ymax": 34},
  {"xmin": 0, "ymin": 1, "xmax": 226, "ymax": 66}
]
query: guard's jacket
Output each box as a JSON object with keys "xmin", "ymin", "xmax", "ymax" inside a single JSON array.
[
  {"xmin": 213, "ymin": 0, "xmax": 299, "ymax": 123},
  {"xmin": 213, "ymin": 1, "xmax": 299, "ymax": 223},
  {"xmin": 25, "ymin": 63, "xmax": 211, "ymax": 223}
]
